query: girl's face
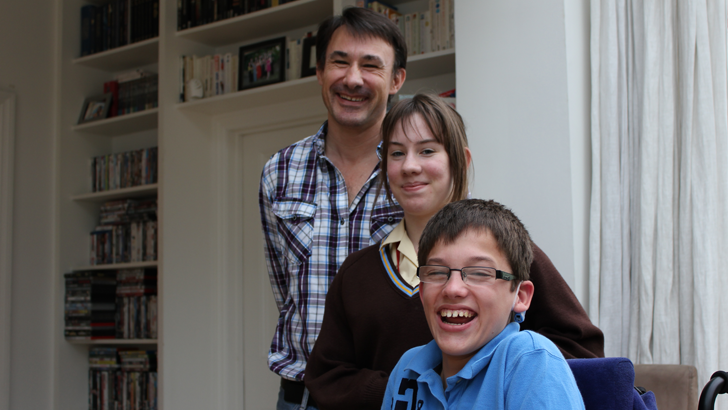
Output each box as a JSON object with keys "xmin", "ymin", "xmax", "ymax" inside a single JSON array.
[{"xmin": 387, "ymin": 113, "xmax": 453, "ymax": 222}]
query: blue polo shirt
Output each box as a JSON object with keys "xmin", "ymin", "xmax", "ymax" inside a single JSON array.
[{"xmin": 382, "ymin": 323, "xmax": 585, "ymax": 410}]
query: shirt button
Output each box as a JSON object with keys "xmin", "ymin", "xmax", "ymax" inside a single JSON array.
[
  {"xmin": 387, "ymin": 216, "xmax": 394, "ymax": 222},
  {"xmin": 340, "ymin": 219, "xmax": 345, "ymax": 225}
]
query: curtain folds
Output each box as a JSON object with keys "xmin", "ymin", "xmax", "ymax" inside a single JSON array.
[{"xmin": 590, "ymin": 0, "xmax": 728, "ymax": 400}]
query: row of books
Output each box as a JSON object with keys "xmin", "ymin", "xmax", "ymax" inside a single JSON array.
[
  {"xmin": 359, "ymin": 0, "xmax": 455, "ymax": 55},
  {"xmin": 91, "ymin": 220, "xmax": 158, "ymax": 265},
  {"xmin": 91, "ymin": 147, "xmax": 158, "ymax": 193},
  {"xmin": 65, "ymin": 271, "xmax": 117, "ymax": 340},
  {"xmin": 91, "ymin": 199, "xmax": 158, "ymax": 265},
  {"xmin": 179, "ymin": 53, "xmax": 239, "ymax": 102},
  {"xmin": 81, "ymin": 0, "xmax": 159, "ymax": 57},
  {"xmin": 102, "ymin": 71, "xmax": 159, "ymax": 118},
  {"xmin": 117, "ymin": 268, "xmax": 158, "ymax": 339},
  {"xmin": 99, "ymin": 199, "xmax": 157, "ymax": 225},
  {"xmin": 177, "ymin": 0, "xmax": 297, "ymax": 31},
  {"xmin": 89, "ymin": 348, "xmax": 157, "ymax": 410},
  {"xmin": 65, "ymin": 269, "xmax": 158, "ymax": 340}
]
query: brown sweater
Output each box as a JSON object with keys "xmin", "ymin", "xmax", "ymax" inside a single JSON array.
[{"xmin": 304, "ymin": 242, "xmax": 604, "ymax": 410}]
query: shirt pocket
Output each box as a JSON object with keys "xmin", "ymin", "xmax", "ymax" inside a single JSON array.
[
  {"xmin": 370, "ymin": 203, "xmax": 404, "ymax": 243},
  {"xmin": 272, "ymin": 198, "xmax": 317, "ymax": 265}
]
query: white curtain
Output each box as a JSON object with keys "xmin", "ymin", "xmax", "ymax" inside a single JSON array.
[{"xmin": 589, "ymin": 0, "xmax": 728, "ymax": 403}]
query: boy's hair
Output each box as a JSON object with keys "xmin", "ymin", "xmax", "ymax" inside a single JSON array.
[
  {"xmin": 379, "ymin": 93, "xmax": 470, "ymax": 204},
  {"xmin": 316, "ymin": 7, "xmax": 407, "ymax": 75},
  {"xmin": 418, "ymin": 199, "xmax": 533, "ymax": 290}
]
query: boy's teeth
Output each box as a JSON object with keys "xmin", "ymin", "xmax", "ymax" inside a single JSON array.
[
  {"xmin": 440, "ymin": 309, "xmax": 473, "ymax": 318},
  {"xmin": 341, "ymin": 95, "xmax": 363, "ymax": 102}
]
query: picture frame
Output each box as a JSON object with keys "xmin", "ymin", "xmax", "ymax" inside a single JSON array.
[
  {"xmin": 77, "ymin": 93, "xmax": 112, "ymax": 124},
  {"xmin": 238, "ymin": 37, "xmax": 286, "ymax": 91},
  {"xmin": 301, "ymin": 36, "xmax": 318, "ymax": 78}
]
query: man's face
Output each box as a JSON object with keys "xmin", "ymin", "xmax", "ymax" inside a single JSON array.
[
  {"xmin": 317, "ymin": 27, "xmax": 405, "ymax": 132},
  {"xmin": 420, "ymin": 229, "xmax": 517, "ymax": 366}
]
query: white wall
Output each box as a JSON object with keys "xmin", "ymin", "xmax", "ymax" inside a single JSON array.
[
  {"xmin": 456, "ymin": 0, "xmax": 591, "ymax": 305},
  {"xmin": 0, "ymin": 0, "xmax": 57, "ymax": 409}
]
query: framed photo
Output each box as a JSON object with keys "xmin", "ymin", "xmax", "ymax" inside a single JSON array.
[
  {"xmin": 301, "ymin": 36, "xmax": 317, "ymax": 78},
  {"xmin": 77, "ymin": 93, "xmax": 112, "ymax": 124},
  {"xmin": 238, "ymin": 37, "xmax": 286, "ymax": 91}
]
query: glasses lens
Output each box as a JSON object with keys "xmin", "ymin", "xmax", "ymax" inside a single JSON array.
[
  {"xmin": 461, "ymin": 267, "xmax": 497, "ymax": 285},
  {"xmin": 420, "ymin": 266, "xmax": 450, "ymax": 284}
]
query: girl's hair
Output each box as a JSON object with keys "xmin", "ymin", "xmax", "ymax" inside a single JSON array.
[{"xmin": 379, "ymin": 93, "xmax": 470, "ymax": 204}]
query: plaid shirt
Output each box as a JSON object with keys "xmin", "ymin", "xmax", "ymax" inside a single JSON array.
[{"xmin": 259, "ymin": 122, "xmax": 403, "ymax": 381}]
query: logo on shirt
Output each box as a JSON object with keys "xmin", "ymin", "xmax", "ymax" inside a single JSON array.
[{"xmin": 390, "ymin": 378, "xmax": 424, "ymax": 410}]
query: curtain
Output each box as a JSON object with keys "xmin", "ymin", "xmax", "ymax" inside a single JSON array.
[{"xmin": 589, "ymin": 0, "xmax": 728, "ymax": 402}]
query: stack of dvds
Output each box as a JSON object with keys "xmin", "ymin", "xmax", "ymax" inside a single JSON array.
[
  {"xmin": 89, "ymin": 347, "xmax": 119, "ymax": 410},
  {"xmin": 116, "ymin": 268, "xmax": 158, "ymax": 339},
  {"xmin": 118, "ymin": 350, "xmax": 158, "ymax": 410},
  {"xmin": 87, "ymin": 348, "xmax": 158, "ymax": 410},
  {"xmin": 64, "ymin": 272, "xmax": 117, "ymax": 340},
  {"xmin": 91, "ymin": 147, "xmax": 158, "ymax": 193},
  {"xmin": 90, "ymin": 198, "xmax": 158, "ymax": 265}
]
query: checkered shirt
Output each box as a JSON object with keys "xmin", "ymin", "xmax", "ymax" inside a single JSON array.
[{"xmin": 259, "ymin": 122, "xmax": 403, "ymax": 381}]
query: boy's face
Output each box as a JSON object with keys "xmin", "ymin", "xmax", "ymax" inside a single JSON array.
[{"xmin": 420, "ymin": 229, "xmax": 517, "ymax": 367}]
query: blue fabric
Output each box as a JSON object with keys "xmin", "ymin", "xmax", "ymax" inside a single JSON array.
[
  {"xmin": 567, "ymin": 357, "xmax": 658, "ymax": 410},
  {"xmin": 382, "ymin": 323, "xmax": 585, "ymax": 409}
]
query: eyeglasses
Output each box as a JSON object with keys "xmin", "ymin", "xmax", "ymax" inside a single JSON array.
[{"xmin": 417, "ymin": 265, "xmax": 516, "ymax": 286}]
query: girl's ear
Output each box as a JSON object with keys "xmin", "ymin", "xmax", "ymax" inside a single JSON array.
[
  {"xmin": 513, "ymin": 280, "xmax": 534, "ymax": 314},
  {"xmin": 465, "ymin": 147, "xmax": 472, "ymax": 168}
]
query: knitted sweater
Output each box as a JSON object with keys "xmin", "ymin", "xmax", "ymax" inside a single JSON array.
[{"xmin": 304, "ymin": 242, "xmax": 604, "ymax": 410}]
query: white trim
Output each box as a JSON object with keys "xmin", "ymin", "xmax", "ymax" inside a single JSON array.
[
  {"xmin": 0, "ymin": 87, "xmax": 16, "ymax": 410},
  {"xmin": 210, "ymin": 97, "xmax": 326, "ymax": 408}
]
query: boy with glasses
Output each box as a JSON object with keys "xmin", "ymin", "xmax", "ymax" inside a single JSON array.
[{"xmin": 382, "ymin": 199, "xmax": 585, "ymax": 410}]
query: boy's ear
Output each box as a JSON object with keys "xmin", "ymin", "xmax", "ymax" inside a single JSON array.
[{"xmin": 513, "ymin": 280, "xmax": 534, "ymax": 313}]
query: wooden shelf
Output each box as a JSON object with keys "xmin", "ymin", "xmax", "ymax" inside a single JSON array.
[
  {"xmin": 72, "ymin": 108, "xmax": 158, "ymax": 136},
  {"xmin": 73, "ymin": 38, "xmax": 159, "ymax": 72},
  {"xmin": 175, "ymin": 49, "xmax": 455, "ymax": 115},
  {"xmin": 176, "ymin": 0, "xmax": 333, "ymax": 47},
  {"xmin": 72, "ymin": 261, "xmax": 158, "ymax": 272},
  {"xmin": 176, "ymin": 75, "xmax": 319, "ymax": 114},
  {"xmin": 71, "ymin": 184, "xmax": 158, "ymax": 203},
  {"xmin": 67, "ymin": 339, "xmax": 158, "ymax": 345},
  {"xmin": 407, "ymin": 49, "xmax": 456, "ymax": 80}
]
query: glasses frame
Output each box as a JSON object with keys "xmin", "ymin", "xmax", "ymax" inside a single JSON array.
[{"xmin": 417, "ymin": 265, "xmax": 516, "ymax": 286}]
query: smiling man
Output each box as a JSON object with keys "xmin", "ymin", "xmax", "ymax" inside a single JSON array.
[
  {"xmin": 258, "ymin": 8, "xmax": 407, "ymax": 410},
  {"xmin": 383, "ymin": 199, "xmax": 585, "ymax": 410}
]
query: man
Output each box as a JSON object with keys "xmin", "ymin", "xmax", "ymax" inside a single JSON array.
[{"xmin": 258, "ymin": 7, "xmax": 407, "ymax": 409}]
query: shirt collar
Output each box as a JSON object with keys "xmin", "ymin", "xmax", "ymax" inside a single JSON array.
[
  {"xmin": 405, "ymin": 322, "xmax": 521, "ymax": 383},
  {"xmin": 381, "ymin": 221, "xmax": 419, "ymax": 264},
  {"xmin": 313, "ymin": 121, "xmax": 328, "ymax": 156}
]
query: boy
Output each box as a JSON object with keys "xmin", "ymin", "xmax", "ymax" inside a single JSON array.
[{"xmin": 382, "ymin": 199, "xmax": 585, "ymax": 409}]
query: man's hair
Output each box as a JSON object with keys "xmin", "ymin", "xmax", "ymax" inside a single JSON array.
[
  {"xmin": 315, "ymin": 7, "xmax": 407, "ymax": 74},
  {"xmin": 418, "ymin": 199, "xmax": 533, "ymax": 290},
  {"xmin": 379, "ymin": 93, "xmax": 470, "ymax": 204}
]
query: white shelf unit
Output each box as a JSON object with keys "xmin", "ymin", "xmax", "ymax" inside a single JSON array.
[
  {"xmin": 67, "ymin": 339, "xmax": 159, "ymax": 345},
  {"xmin": 72, "ymin": 108, "xmax": 159, "ymax": 136},
  {"xmin": 71, "ymin": 183, "xmax": 158, "ymax": 202},
  {"xmin": 54, "ymin": 0, "xmax": 455, "ymax": 408},
  {"xmin": 55, "ymin": 0, "xmax": 161, "ymax": 409}
]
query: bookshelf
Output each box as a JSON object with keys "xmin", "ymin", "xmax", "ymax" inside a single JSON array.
[{"xmin": 55, "ymin": 0, "xmax": 455, "ymax": 408}]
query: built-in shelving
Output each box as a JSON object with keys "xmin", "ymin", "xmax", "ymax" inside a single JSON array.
[
  {"xmin": 176, "ymin": 0, "xmax": 333, "ymax": 46},
  {"xmin": 67, "ymin": 339, "xmax": 158, "ymax": 345},
  {"xmin": 73, "ymin": 38, "xmax": 160, "ymax": 72},
  {"xmin": 71, "ymin": 183, "xmax": 158, "ymax": 202},
  {"xmin": 176, "ymin": 49, "xmax": 455, "ymax": 115},
  {"xmin": 176, "ymin": 75, "xmax": 319, "ymax": 114},
  {"xmin": 72, "ymin": 108, "xmax": 159, "ymax": 136},
  {"xmin": 72, "ymin": 261, "xmax": 159, "ymax": 272}
]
